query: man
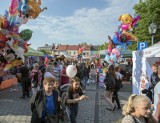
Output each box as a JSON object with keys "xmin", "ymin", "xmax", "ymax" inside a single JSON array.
[
  {"xmin": 19, "ymin": 63, "xmax": 30, "ymax": 99},
  {"xmin": 150, "ymin": 64, "xmax": 159, "ymax": 88}
]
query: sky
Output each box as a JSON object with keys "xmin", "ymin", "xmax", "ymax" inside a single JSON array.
[{"xmin": 0, "ymin": 0, "xmax": 139, "ymax": 50}]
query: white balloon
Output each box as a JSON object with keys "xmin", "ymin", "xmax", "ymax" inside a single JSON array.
[{"xmin": 66, "ymin": 65, "xmax": 77, "ymax": 78}]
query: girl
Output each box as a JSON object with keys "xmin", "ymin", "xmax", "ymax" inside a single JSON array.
[
  {"xmin": 105, "ymin": 65, "xmax": 116, "ymax": 111},
  {"xmin": 30, "ymin": 77, "xmax": 60, "ymax": 123},
  {"xmin": 122, "ymin": 94, "xmax": 157, "ymax": 123},
  {"xmin": 65, "ymin": 77, "xmax": 89, "ymax": 123}
]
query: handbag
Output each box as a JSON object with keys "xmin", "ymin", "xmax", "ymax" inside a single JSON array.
[{"xmin": 31, "ymin": 81, "xmax": 38, "ymax": 88}]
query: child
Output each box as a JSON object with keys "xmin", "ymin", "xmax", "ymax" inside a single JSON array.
[
  {"xmin": 30, "ymin": 77, "xmax": 60, "ymax": 123},
  {"xmin": 65, "ymin": 77, "xmax": 89, "ymax": 123},
  {"xmin": 53, "ymin": 80, "xmax": 61, "ymax": 101},
  {"xmin": 150, "ymin": 64, "xmax": 158, "ymax": 89},
  {"xmin": 122, "ymin": 94, "xmax": 157, "ymax": 123}
]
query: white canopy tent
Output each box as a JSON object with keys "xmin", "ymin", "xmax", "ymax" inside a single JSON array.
[{"xmin": 132, "ymin": 42, "xmax": 160, "ymax": 94}]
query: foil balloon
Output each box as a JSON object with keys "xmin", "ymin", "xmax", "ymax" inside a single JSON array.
[
  {"xmin": 116, "ymin": 44, "xmax": 127, "ymax": 54},
  {"xmin": 28, "ymin": 0, "xmax": 47, "ymax": 19},
  {"xmin": 20, "ymin": 29, "xmax": 33, "ymax": 41},
  {"xmin": 21, "ymin": 0, "xmax": 29, "ymax": 15},
  {"xmin": 9, "ymin": 0, "xmax": 19, "ymax": 16},
  {"xmin": 110, "ymin": 53, "xmax": 117, "ymax": 63},
  {"xmin": 112, "ymin": 48, "xmax": 120, "ymax": 56}
]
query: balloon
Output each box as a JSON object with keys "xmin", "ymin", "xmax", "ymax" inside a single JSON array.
[
  {"xmin": 2, "ymin": 17, "xmax": 9, "ymax": 29},
  {"xmin": 9, "ymin": 0, "xmax": 19, "ymax": 16},
  {"xmin": 28, "ymin": 0, "xmax": 47, "ymax": 19},
  {"xmin": 116, "ymin": 44, "xmax": 127, "ymax": 54},
  {"xmin": 110, "ymin": 53, "xmax": 117, "ymax": 63},
  {"xmin": 112, "ymin": 48, "xmax": 120, "ymax": 56},
  {"xmin": 66, "ymin": 65, "xmax": 77, "ymax": 78},
  {"xmin": 21, "ymin": 0, "xmax": 29, "ymax": 15},
  {"xmin": 20, "ymin": 29, "xmax": 33, "ymax": 41}
]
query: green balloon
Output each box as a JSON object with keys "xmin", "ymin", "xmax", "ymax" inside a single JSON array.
[{"xmin": 20, "ymin": 29, "xmax": 33, "ymax": 41}]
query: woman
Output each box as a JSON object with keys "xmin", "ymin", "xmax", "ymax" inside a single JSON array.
[
  {"xmin": 122, "ymin": 94, "xmax": 157, "ymax": 123},
  {"xmin": 30, "ymin": 77, "xmax": 60, "ymax": 123},
  {"xmin": 65, "ymin": 77, "xmax": 89, "ymax": 123},
  {"xmin": 60, "ymin": 63, "xmax": 69, "ymax": 85},
  {"xmin": 44, "ymin": 65, "xmax": 55, "ymax": 78},
  {"xmin": 105, "ymin": 65, "xmax": 116, "ymax": 111},
  {"xmin": 112, "ymin": 66, "xmax": 122, "ymax": 110},
  {"xmin": 31, "ymin": 63, "xmax": 42, "ymax": 95}
]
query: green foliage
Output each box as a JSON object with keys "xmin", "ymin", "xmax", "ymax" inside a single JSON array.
[
  {"xmin": 132, "ymin": 0, "xmax": 160, "ymax": 50},
  {"xmin": 98, "ymin": 42, "xmax": 108, "ymax": 50}
]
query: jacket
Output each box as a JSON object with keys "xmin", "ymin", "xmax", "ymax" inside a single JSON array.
[{"xmin": 30, "ymin": 89, "xmax": 60, "ymax": 123}]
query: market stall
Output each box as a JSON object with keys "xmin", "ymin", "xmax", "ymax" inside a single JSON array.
[
  {"xmin": 24, "ymin": 47, "xmax": 44, "ymax": 56},
  {"xmin": 132, "ymin": 42, "xmax": 160, "ymax": 94}
]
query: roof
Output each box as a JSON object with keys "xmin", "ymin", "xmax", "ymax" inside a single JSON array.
[
  {"xmin": 66, "ymin": 45, "xmax": 80, "ymax": 50},
  {"xmin": 24, "ymin": 47, "xmax": 44, "ymax": 56},
  {"xmin": 57, "ymin": 45, "xmax": 68, "ymax": 51}
]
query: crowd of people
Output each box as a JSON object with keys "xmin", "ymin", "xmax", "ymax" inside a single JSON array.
[
  {"xmin": 10, "ymin": 57, "xmax": 160, "ymax": 123},
  {"xmin": 16, "ymin": 58, "xmax": 95, "ymax": 123}
]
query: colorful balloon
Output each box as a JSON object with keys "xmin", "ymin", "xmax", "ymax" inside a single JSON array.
[
  {"xmin": 116, "ymin": 44, "xmax": 127, "ymax": 54},
  {"xmin": 20, "ymin": 29, "xmax": 33, "ymax": 41},
  {"xmin": 9, "ymin": 0, "xmax": 19, "ymax": 16},
  {"xmin": 28, "ymin": 0, "xmax": 47, "ymax": 19},
  {"xmin": 112, "ymin": 48, "xmax": 120, "ymax": 56},
  {"xmin": 21, "ymin": 0, "xmax": 29, "ymax": 15}
]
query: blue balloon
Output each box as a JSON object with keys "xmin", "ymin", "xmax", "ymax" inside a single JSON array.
[
  {"xmin": 116, "ymin": 44, "xmax": 127, "ymax": 54},
  {"xmin": 21, "ymin": 0, "xmax": 29, "ymax": 15},
  {"xmin": 112, "ymin": 26, "xmax": 132, "ymax": 45},
  {"xmin": 110, "ymin": 53, "xmax": 117, "ymax": 63},
  {"xmin": 18, "ymin": 0, "xmax": 23, "ymax": 11}
]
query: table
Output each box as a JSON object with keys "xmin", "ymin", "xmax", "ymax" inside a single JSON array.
[{"xmin": 0, "ymin": 77, "xmax": 18, "ymax": 90}]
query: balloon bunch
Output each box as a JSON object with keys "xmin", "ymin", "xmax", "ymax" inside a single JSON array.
[
  {"xmin": 77, "ymin": 47, "xmax": 84, "ymax": 60},
  {"xmin": 104, "ymin": 13, "xmax": 140, "ymax": 64},
  {"xmin": 0, "ymin": 0, "xmax": 46, "ymax": 71}
]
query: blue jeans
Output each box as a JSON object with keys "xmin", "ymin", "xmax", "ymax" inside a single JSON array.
[{"xmin": 66, "ymin": 104, "xmax": 78, "ymax": 123}]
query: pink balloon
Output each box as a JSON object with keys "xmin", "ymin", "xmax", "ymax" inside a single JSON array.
[
  {"xmin": 112, "ymin": 48, "xmax": 120, "ymax": 56},
  {"xmin": 9, "ymin": 0, "xmax": 19, "ymax": 16},
  {"xmin": 121, "ymin": 24, "xmax": 129, "ymax": 30}
]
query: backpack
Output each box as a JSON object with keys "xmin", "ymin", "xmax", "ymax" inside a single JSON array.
[{"xmin": 104, "ymin": 72, "xmax": 116, "ymax": 91}]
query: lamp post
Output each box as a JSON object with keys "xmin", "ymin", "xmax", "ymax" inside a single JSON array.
[{"xmin": 148, "ymin": 22, "xmax": 157, "ymax": 45}]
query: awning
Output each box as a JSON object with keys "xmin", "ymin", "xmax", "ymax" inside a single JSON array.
[{"xmin": 24, "ymin": 47, "xmax": 44, "ymax": 56}]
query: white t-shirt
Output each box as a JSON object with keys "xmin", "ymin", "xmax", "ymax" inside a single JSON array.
[{"xmin": 154, "ymin": 82, "xmax": 160, "ymax": 113}]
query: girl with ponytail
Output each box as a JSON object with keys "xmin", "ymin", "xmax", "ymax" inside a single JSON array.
[{"xmin": 122, "ymin": 94, "xmax": 157, "ymax": 123}]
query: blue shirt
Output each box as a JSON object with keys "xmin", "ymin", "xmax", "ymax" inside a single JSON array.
[{"xmin": 42, "ymin": 93, "xmax": 55, "ymax": 120}]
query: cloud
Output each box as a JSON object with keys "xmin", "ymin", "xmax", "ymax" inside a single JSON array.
[{"xmin": 21, "ymin": 0, "xmax": 139, "ymax": 46}]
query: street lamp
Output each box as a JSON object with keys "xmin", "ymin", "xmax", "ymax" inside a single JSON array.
[{"xmin": 148, "ymin": 22, "xmax": 157, "ymax": 45}]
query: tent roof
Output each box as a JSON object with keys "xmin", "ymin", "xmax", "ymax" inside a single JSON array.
[
  {"xmin": 24, "ymin": 47, "xmax": 44, "ymax": 56},
  {"xmin": 143, "ymin": 41, "xmax": 160, "ymax": 57}
]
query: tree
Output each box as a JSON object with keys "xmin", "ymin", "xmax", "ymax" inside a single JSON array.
[
  {"xmin": 131, "ymin": 0, "xmax": 160, "ymax": 50},
  {"xmin": 98, "ymin": 42, "xmax": 109, "ymax": 50}
]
